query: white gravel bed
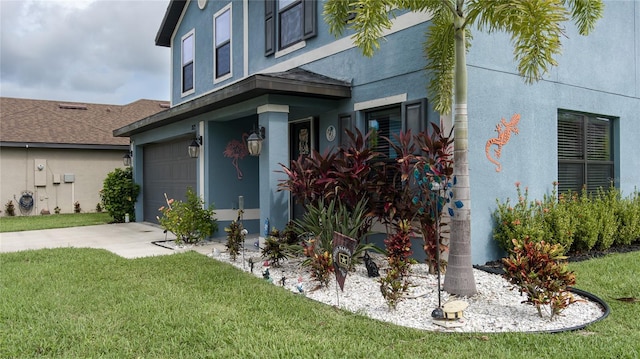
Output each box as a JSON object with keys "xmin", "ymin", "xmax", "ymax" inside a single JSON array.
[{"xmin": 208, "ymin": 250, "xmax": 605, "ymax": 333}]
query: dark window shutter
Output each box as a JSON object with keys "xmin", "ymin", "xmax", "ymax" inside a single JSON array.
[
  {"xmin": 339, "ymin": 112, "xmax": 354, "ymax": 148},
  {"xmin": 265, "ymin": 0, "xmax": 275, "ymax": 56},
  {"xmin": 402, "ymin": 99, "xmax": 427, "ymax": 134},
  {"xmin": 302, "ymin": 0, "xmax": 316, "ymax": 39}
]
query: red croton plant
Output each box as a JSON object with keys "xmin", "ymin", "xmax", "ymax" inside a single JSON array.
[{"xmin": 502, "ymin": 237, "xmax": 579, "ymax": 319}]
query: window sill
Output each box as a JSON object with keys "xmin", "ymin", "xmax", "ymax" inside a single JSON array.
[
  {"xmin": 275, "ymin": 40, "xmax": 306, "ymax": 59},
  {"xmin": 214, "ymin": 73, "xmax": 232, "ymax": 84},
  {"xmin": 181, "ymin": 89, "xmax": 195, "ymax": 98}
]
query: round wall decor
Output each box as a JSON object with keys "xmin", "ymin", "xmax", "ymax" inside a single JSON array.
[{"xmin": 326, "ymin": 125, "xmax": 336, "ymax": 142}]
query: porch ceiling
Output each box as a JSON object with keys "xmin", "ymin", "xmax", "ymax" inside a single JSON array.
[{"xmin": 114, "ymin": 68, "xmax": 351, "ymax": 137}]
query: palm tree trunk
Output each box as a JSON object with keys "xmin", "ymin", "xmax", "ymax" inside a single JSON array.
[{"xmin": 443, "ymin": 12, "xmax": 477, "ymax": 297}]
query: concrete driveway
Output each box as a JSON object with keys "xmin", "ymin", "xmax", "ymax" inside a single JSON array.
[{"xmin": 0, "ymin": 222, "xmax": 223, "ymax": 259}]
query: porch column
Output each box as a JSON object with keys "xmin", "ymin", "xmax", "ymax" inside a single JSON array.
[{"xmin": 257, "ymin": 104, "xmax": 289, "ymax": 236}]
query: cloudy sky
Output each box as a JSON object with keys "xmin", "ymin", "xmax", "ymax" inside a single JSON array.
[{"xmin": 1, "ymin": 0, "xmax": 171, "ymax": 105}]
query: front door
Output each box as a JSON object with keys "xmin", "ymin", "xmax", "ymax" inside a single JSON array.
[{"xmin": 289, "ymin": 117, "xmax": 317, "ymax": 221}]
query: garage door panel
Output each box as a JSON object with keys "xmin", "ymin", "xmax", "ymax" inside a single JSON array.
[{"xmin": 143, "ymin": 137, "xmax": 197, "ymax": 223}]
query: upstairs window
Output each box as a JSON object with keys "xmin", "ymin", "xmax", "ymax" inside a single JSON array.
[
  {"xmin": 558, "ymin": 110, "xmax": 615, "ymax": 193},
  {"xmin": 265, "ymin": 0, "xmax": 316, "ymax": 56},
  {"xmin": 279, "ymin": 0, "xmax": 302, "ymax": 49},
  {"xmin": 214, "ymin": 6, "xmax": 231, "ymax": 81},
  {"xmin": 181, "ymin": 31, "xmax": 195, "ymax": 94}
]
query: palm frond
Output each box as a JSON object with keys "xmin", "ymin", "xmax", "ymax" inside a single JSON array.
[
  {"xmin": 424, "ymin": 8, "xmax": 456, "ymax": 114},
  {"xmin": 565, "ymin": 0, "xmax": 604, "ymax": 35}
]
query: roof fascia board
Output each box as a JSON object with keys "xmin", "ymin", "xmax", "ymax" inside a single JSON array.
[
  {"xmin": 155, "ymin": 0, "xmax": 187, "ymax": 47},
  {"xmin": 114, "ymin": 73, "xmax": 350, "ymax": 137}
]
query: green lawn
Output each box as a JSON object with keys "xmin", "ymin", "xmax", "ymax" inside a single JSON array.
[
  {"xmin": 0, "ymin": 212, "xmax": 112, "ymax": 233},
  {"xmin": 1, "ymin": 248, "xmax": 638, "ymax": 358}
]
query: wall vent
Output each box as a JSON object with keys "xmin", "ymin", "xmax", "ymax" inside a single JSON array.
[{"xmin": 58, "ymin": 103, "xmax": 88, "ymax": 110}]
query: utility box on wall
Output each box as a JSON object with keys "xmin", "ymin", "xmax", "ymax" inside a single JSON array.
[
  {"xmin": 34, "ymin": 159, "xmax": 47, "ymax": 186},
  {"xmin": 52, "ymin": 174, "xmax": 61, "ymax": 184},
  {"xmin": 64, "ymin": 174, "xmax": 75, "ymax": 183}
]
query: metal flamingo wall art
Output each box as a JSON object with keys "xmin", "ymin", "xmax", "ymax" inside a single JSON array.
[{"xmin": 223, "ymin": 133, "xmax": 249, "ymax": 179}]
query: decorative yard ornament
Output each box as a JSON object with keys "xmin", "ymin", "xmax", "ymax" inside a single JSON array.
[
  {"xmin": 296, "ymin": 276, "xmax": 304, "ymax": 294},
  {"xmin": 332, "ymin": 232, "xmax": 357, "ymax": 291},
  {"xmin": 363, "ymin": 251, "xmax": 380, "ymax": 278}
]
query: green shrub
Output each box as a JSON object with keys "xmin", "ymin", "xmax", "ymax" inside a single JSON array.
[
  {"xmin": 502, "ymin": 237, "xmax": 577, "ymax": 319},
  {"xmin": 493, "ymin": 183, "xmax": 545, "ymax": 252},
  {"xmin": 616, "ymin": 189, "xmax": 640, "ymax": 245},
  {"xmin": 492, "ymin": 183, "xmax": 638, "ymax": 254},
  {"xmin": 158, "ymin": 188, "xmax": 217, "ymax": 245},
  {"xmin": 594, "ymin": 187, "xmax": 619, "ymax": 250},
  {"xmin": 565, "ymin": 189, "xmax": 599, "ymax": 252},
  {"xmin": 537, "ymin": 183, "xmax": 575, "ymax": 251},
  {"xmin": 100, "ymin": 167, "xmax": 140, "ymax": 222}
]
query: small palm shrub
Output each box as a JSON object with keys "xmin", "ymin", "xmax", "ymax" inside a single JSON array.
[
  {"xmin": 379, "ymin": 219, "xmax": 414, "ymax": 310},
  {"xmin": 224, "ymin": 211, "xmax": 245, "ymax": 261},
  {"xmin": 261, "ymin": 223, "xmax": 298, "ymax": 267},
  {"xmin": 502, "ymin": 237, "xmax": 577, "ymax": 319},
  {"xmin": 158, "ymin": 188, "xmax": 217, "ymax": 245}
]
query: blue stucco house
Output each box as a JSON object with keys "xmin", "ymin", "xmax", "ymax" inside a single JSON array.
[{"xmin": 114, "ymin": 0, "xmax": 640, "ymax": 264}]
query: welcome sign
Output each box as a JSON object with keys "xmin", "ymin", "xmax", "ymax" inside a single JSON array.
[{"xmin": 332, "ymin": 232, "xmax": 357, "ymax": 291}]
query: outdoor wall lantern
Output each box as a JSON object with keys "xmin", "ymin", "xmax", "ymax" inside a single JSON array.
[
  {"xmin": 247, "ymin": 126, "xmax": 266, "ymax": 156},
  {"xmin": 122, "ymin": 151, "xmax": 132, "ymax": 167},
  {"xmin": 188, "ymin": 136, "xmax": 203, "ymax": 158}
]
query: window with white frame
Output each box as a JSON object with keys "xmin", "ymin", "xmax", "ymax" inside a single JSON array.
[
  {"xmin": 264, "ymin": 0, "xmax": 316, "ymax": 55},
  {"xmin": 557, "ymin": 110, "xmax": 615, "ymax": 193},
  {"xmin": 214, "ymin": 5, "xmax": 231, "ymax": 81},
  {"xmin": 181, "ymin": 31, "xmax": 195, "ymax": 94}
]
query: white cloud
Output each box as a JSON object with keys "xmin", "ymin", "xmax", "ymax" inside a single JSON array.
[{"xmin": 0, "ymin": 0, "xmax": 170, "ymax": 105}]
